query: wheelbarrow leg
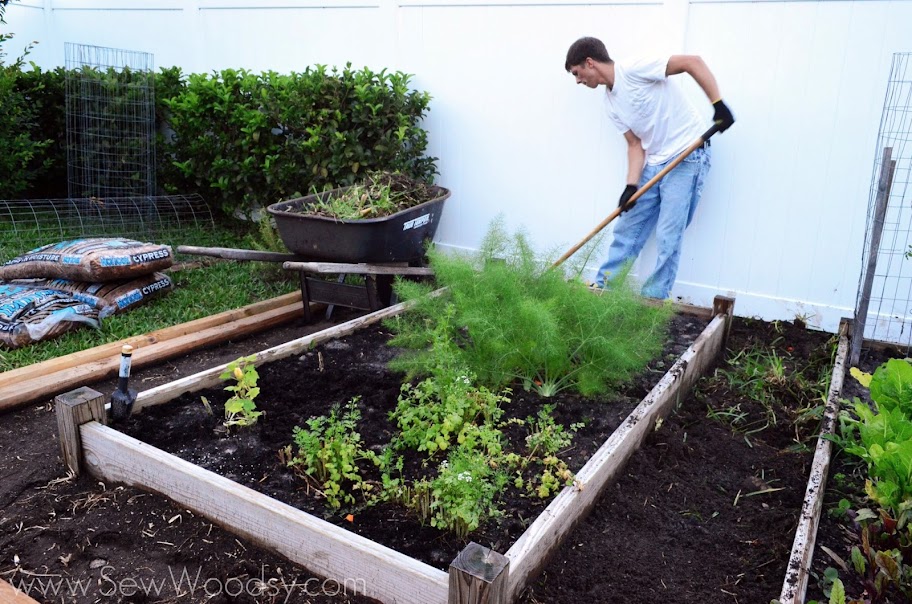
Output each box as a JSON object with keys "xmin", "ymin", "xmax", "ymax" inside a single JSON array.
[
  {"xmin": 299, "ymin": 272, "xmax": 312, "ymax": 324},
  {"xmin": 365, "ymin": 276, "xmax": 381, "ymax": 311},
  {"xmin": 325, "ymin": 274, "xmax": 346, "ymax": 321},
  {"xmin": 377, "ymin": 275, "xmax": 394, "ymax": 307}
]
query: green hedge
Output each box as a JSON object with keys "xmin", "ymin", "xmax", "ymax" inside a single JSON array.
[
  {"xmin": 0, "ymin": 39, "xmax": 55, "ymax": 199},
  {"xmin": 161, "ymin": 64, "xmax": 437, "ymax": 217},
  {"xmin": 0, "ymin": 41, "xmax": 438, "ymax": 216}
]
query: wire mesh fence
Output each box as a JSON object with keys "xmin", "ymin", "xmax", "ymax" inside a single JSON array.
[
  {"xmin": 65, "ymin": 43, "xmax": 156, "ymax": 199},
  {"xmin": 0, "ymin": 195, "xmax": 214, "ymax": 252},
  {"xmin": 853, "ymin": 52, "xmax": 912, "ymax": 356}
]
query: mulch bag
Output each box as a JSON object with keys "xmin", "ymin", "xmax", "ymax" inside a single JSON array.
[
  {"xmin": 11, "ymin": 272, "xmax": 174, "ymax": 318},
  {"xmin": 0, "ymin": 284, "xmax": 100, "ymax": 350},
  {"xmin": 0, "ymin": 238, "xmax": 173, "ymax": 282}
]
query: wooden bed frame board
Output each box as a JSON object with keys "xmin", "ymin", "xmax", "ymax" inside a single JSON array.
[
  {"xmin": 60, "ymin": 295, "xmax": 735, "ymax": 604},
  {"xmin": 131, "ymin": 295, "xmax": 421, "ymax": 412},
  {"xmin": 778, "ymin": 320, "xmax": 849, "ymax": 604},
  {"xmin": 0, "ymin": 578, "xmax": 43, "ymax": 604},
  {"xmin": 0, "ymin": 292, "xmax": 307, "ymax": 413},
  {"xmin": 1, "ymin": 291, "xmax": 302, "ymax": 388},
  {"xmin": 80, "ymin": 422, "xmax": 450, "ymax": 604},
  {"xmin": 504, "ymin": 311, "xmax": 730, "ymax": 600}
]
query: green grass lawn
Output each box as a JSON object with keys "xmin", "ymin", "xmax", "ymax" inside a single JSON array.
[{"xmin": 0, "ymin": 218, "xmax": 297, "ymax": 372}]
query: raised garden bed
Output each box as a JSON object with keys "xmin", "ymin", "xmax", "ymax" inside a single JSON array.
[
  {"xmin": 514, "ymin": 317, "xmax": 845, "ymax": 603},
  {"xmin": 55, "ymin": 294, "xmax": 734, "ymax": 603},
  {"xmin": 802, "ymin": 338, "xmax": 910, "ymax": 603}
]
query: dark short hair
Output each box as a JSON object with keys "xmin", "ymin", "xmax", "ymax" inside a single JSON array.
[{"xmin": 565, "ymin": 37, "xmax": 611, "ymax": 71}]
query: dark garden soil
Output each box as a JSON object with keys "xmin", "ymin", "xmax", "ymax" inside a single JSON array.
[
  {"xmin": 518, "ymin": 317, "xmax": 837, "ymax": 604},
  {"xmin": 116, "ymin": 313, "xmax": 708, "ymax": 573},
  {"xmin": 0, "ymin": 309, "xmax": 841, "ymax": 604},
  {"xmin": 0, "ymin": 309, "xmax": 383, "ymax": 604},
  {"xmin": 805, "ymin": 343, "xmax": 907, "ymax": 604}
]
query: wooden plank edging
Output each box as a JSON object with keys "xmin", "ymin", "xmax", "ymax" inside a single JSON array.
[
  {"xmin": 129, "ymin": 289, "xmax": 714, "ymax": 414},
  {"xmin": 79, "ymin": 422, "xmax": 449, "ymax": 604},
  {"xmin": 504, "ymin": 312, "xmax": 730, "ymax": 601},
  {"xmin": 0, "ymin": 578, "xmax": 43, "ymax": 604},
  {"xmin": 0, "ymin": 291, "xmax": 301, "ymax": 389},
  {"xmin": 778, "ymin": 322, "xmax": 850, "ymax": 604},
  {"xmin": 133, "ymin": 294, "xmax": 424, "ymax": 412},
  {"xmin": 0, "ymin": 299, "xmax": 306, "ymax": 413}
]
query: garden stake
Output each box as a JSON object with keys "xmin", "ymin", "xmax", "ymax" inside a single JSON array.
[{"xmin": 551, "ymin": 123, "xmax": 721, "ymax": 270}]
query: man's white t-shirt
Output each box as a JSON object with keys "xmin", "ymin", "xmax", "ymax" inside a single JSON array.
[{"xmin": 603, "ymin": 57, "xmax": 706, "ymax": 165}]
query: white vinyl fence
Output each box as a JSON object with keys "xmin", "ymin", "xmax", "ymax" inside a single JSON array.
[{"xmin": 6, "ymin": 0, "xmax": 912, "ymax": 333}]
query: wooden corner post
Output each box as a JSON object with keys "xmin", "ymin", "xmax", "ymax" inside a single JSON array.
[
  {"xmin": 712, "ymin": 295, "xmax": 736, "ymax": 344},
  {"xmin": 839, "ymin": 317, "xmax": 851, "ymax": 340},
  {"xmin": 449, "ymin": 542, "xmax": 509, "ymax": 604},
  {"xmin": 55, "ymin": 387, "xmax": 107, "ymax": 475},
  {"xmin": 851, "ymin": 146, "xmax": 897, "ymax": 368}
]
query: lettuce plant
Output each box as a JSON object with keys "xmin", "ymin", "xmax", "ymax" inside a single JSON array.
[
  {"xmin": 841, "ymin": 360, "xmax": 912, "ymax": 518},
  {"xmin": 827, "ymin": 359, "xmax": 912, "ymax": 600}
]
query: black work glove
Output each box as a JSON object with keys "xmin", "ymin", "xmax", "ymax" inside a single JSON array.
[
  {"xmin": 618, "ymin": 184, "xmax": 637, "ymax": 213},
  {"xmin": 712, "ymin": 99, "xmax": 735, "ymax": 133}
]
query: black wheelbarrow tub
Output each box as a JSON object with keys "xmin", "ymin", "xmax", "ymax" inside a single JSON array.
[{"xmin": 266, "ymin": 185, "xmax": 451, "ymax": 263}]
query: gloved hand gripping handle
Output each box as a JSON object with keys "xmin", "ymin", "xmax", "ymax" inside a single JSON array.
[{"xmin": 552, "ymin": 124, "xmax": 722, "ymax": 270}]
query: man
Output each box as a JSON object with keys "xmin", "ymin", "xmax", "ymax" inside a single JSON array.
[{"xmin": 565, "ymin": 36, "xmax": 734, "ymax": 299}]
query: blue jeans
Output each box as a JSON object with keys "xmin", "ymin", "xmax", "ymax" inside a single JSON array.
[{"xmin": 594, "ymin": 146, "xmax": 711, "ymax": 299}]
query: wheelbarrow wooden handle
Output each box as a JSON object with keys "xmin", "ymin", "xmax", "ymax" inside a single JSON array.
[{"xmin": 551, "ymin": 123, "xmax": 720, "ymax": 270}]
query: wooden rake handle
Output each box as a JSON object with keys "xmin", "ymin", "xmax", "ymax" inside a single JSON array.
[{"xmin": 551, "ymin": 123, "xmax": 720, "ymax": 270}]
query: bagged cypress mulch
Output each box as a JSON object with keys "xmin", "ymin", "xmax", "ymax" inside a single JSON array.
[
  {"xmin": 0, "ymin": 284, "xmax": 100, "ymax": 349},
  {"xmin": 0, "ymin": 238, "xmax": 173, "ymax": 282},
  {"xmin": 10, "ymin": 272, "xmax": 174, "ymax": 318}
]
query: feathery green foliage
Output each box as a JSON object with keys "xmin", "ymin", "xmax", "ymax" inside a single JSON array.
[{"xmin": 386, "ymin": 217, "xmax": 673, "ymax": 397}]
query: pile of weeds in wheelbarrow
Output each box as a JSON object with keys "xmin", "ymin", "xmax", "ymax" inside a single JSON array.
[{"xmin": 302, "ymin": 171, "xmax": 439, "ymax": 219}]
